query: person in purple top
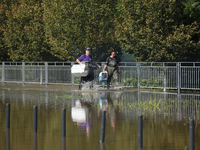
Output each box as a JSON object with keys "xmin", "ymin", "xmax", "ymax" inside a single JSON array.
[{"xmin": 76, "ymin": 47, "xmax": 100, "ymax": 90}]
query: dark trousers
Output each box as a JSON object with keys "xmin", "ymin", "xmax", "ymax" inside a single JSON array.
[
  {"xmin": 79, "ymin": 74, "xmax": 94, "ymax": 90},
  {"xmin": 107, "ymin": 67, "xmax": 118, "ymax": 89}
]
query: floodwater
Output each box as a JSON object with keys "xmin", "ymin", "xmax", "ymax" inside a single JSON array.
[{"xmin": 0, "ymin": 83, "xmax": 200, "ymax": 150}]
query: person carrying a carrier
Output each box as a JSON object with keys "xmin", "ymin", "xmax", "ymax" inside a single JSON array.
[
  {"xmin": 102, "ymin": 49, "xmax": 119, "ymax": 89},
  {"xmin": 76, "ymin": 47, "xmax": 101, "ymax": 90}
]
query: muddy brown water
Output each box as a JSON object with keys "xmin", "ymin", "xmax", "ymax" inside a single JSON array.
[{"xmin": 0, "ymin": 83, "xmax": 199, "ymax": 150}]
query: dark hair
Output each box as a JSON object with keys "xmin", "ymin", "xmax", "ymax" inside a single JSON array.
[{"xmin": 111, "ymin": 49, "xmax": 116, "ymax": 53}]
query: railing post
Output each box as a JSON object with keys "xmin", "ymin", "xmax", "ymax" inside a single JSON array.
[
  {"xmin": 179, "ymin": 62, "xmax": 181, "ymax": 94},
  {"xmin": 137, "ymin": 63, "xmax": 140, "ymax": 90},
  {"xmin": 62, "ymin": 108, "xmax": 66, "ymax": 137},
  {"xmin": 45, "ymin": 62, "xmax": 48, "ymax": 85},
  {"xmin": 138, "ymin": 115, "xmax": 143, "ymax": 149},
  {"xmin": 6, "ymin": 103, "xmax": 10, "ymax": 130},
  {"xmin": 22, "ymin": 62, "xmax": 25, "ymax": 84},
  {"xmin": 2, "ymin": 62, "xmax": 5, "ymax": 82},
  {"xmin": 177, "ymin": 62, "xmax": 180, "ymax": 94},
  {"xmin": 163, "ymin": 63, "xmax": 167, "ymax": 92},
  {"xmin": 40, "ymin": 66, "xmax": 43, "ymax": 84},
  {"xmin": 62, "ymin": 108, "xmax": 66, "ymax": 150},
  {"xmin": 33, "ymin": 106, "xmax": 37, "ymax": 133},
  {"xmin": 71, "ymin": 62, "xmax": 74, "ymax": 86},
  {"xmin": 164, "ymin": 73, "xmax": 167, "ymax": 92}
]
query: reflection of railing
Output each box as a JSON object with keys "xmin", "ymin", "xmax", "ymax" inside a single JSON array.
[{"xmin": 1, "ymin": 62, "xmax": 200, "ymax": 91}]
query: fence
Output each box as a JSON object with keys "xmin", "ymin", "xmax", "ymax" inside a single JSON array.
[{"xmin": 1, "ymin": 62, "xmax": 200, "ymax": 92}]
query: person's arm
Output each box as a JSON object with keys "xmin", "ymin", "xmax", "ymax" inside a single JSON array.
[
  {"xmin": 116, "ymin": 58, "xmax": 119, "ymax": 73},
  {"xmin": 76, "ymin": 59, "xmax": 83, "ymax": 64},
  {"xmin": 103, "ymin": 57, "xmax": 109, "ymax": 72},
  {"xmin": 103, "ymin": 64, "xmax": 107, "ymax": 72},
  {"xmin": 116, "ymin": 63, "xmax": 119, "ymax": 73},
  {"xmin": 76, "ymin": 55, "xmax": 84, "ymax": 64},
  {"xmin": 92, "ymin": 59, "xmax": 101, "ymax": 68}
]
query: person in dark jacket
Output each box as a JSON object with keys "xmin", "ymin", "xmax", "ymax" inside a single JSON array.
[{"xmin": 102, "ymin": 49, "xmax": 119, "ymax": 89}]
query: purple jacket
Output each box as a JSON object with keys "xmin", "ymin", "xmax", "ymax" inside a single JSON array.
[{"xmin": 78, "ymin": 54, "xmax": 92, "ymax": 61}]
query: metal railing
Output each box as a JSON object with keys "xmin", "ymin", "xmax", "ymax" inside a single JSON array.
[{"xmin": 1, "ymin": 62, "xmax": 200, "ymax": 91}]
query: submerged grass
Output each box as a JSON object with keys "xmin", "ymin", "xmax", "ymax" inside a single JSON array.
[
  {"xmin": 116, "ymin": 98, "xmax": 200, "ymax": 122},
  {"xmin": 117, "ymin": 99, "xmax": 171, "ymax": 111},
  {"xmin": 54, "ymin": 93, "xmax": 80, "ymax": 100},
  {"xmin": 124, "ymin": 99, "xmax": 200, "ymax": 111}
]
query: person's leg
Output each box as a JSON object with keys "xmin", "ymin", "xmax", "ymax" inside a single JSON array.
[
  {"xmin": 79, "ymin": 76, "xmax": 87, "ymax": 90},
  {"xmin": 107, "ymin": 76, "xmax": 111, "ymax": 89},
  {"xmin": 88, "ymin": 73, "xmax": 94, "ymax": 82},
  {"xmin": 112, "ymin": 69, "xmax": 119, "ymax": 86},
  {"xmin": 88, "ymin": 73, "xmax": 94, "ymax": 89},
  {"xmin": 79, "ymin": 77, "xmax": 83, "ymax": 90},
  {"xmin": 107, "ymin": 67, "xmax": 113, "ymax": 89}
]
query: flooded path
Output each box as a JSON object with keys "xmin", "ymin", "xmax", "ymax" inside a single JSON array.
[{"xmin": 0, "ymin": 83, "xmax": 199, "ymax": 150}]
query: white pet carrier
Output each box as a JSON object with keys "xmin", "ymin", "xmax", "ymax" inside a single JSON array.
[
  {"xmin": 71, "ymin": 62, "xmax": 92, "ymax": 77},
  {"xmin": 99, "ymin": 71, "xmax": 108, "ymax": 82},
  {"xmin": 71, "ymin": 64, "xmax": 88, "ymax": 77}
]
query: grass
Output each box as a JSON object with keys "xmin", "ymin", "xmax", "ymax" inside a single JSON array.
[
  {"xmin": 115, "ymin": 98, "xmax": 200, "ymax": 122},
  {"xmin": 54, "ymin": 93, "xmax": 80, "ymax": 99},
  {"xmin": 118, "ymin": 99, "xmax": 171, "ymax": 112}
]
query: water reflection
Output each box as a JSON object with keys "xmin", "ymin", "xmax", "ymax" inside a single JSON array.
[
  {"xmin": 71, "ymin": 100, "xmax": 92, "ymax": 138},
  {"xmin": 33, "ymin": 133, "xmax": 37, "ymax": 150},
  {"xmin": 71, "ymin": 92, "xmax": 122, "ymax": 139},
  {"xmin": 99, "ymin": 93, "xmax": 108, "ymax": 110},
  {"xmin": 6, "ymin": 129, "xmax": 10, "ymax": 150},
  {"xmin": 106, "ymin": 92, "xmax": 122, "ymax": 134},
  {"xmin": 1, "ymin": 89, "xmax": 200, "ymax": 122},
  {"xmin": 0, "ymin": 85, "xmax": 200, "ymax": 150},
  {"xmin": 62, "ymin": 137, "xmax": 66, "ymax": 150},
  {"xmin": 100, "ymin": 143, "xmax": 105, "ymax": 150}
]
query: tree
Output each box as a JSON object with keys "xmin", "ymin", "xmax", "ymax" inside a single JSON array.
[
  {"xmin": 0, "ymin": 1, "xmax": 10, "ymax": 61},
  {"xmin": 116, "ymin": 0, "xmax": 200, "ymax": 62},
  {"xmin": 3, "ymin": 1, "xmax": 56, "ymax": 61},
  {"xmin": 43, "ymin": 0, "xmax": 119, "ymax": 61},
  {"xmin": 182, "ymin": 0, "xmax": 200, "ymax": 24}
]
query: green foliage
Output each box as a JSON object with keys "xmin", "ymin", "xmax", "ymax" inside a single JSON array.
[
  {"xmin": 118, "ymin": 98, "xmax": 200, "ymax": 118},
  {"xmin": 121, "ymin": 77, "xmax": 137, "ymax": 86},
  {"xmin": 140, "ymin": 76, "xmax": 164, "ymax": 87},
  {"xmin": 182, "ymin": 0, "xmax": 200, "ymax": 21},
  {"xmin": 3, "ymin": 2, "xmax": 56, "ymax": 61},
  {"xmin": 55, "ymin": 93, "xmax": 79, "ymax": 99},
  {"xmin": 0, "ymin": 1, "xmax": 9, "ymax": 61},
  {"xmin": 121, "ymin": 76, "xmax": 165, "ymax": 87},
  {"xmin": 74, "ymin": 77, "xmax": 81, "ymax": 84},
  {"xmin": 42, "ymin": 0, "xmax": 118, "ymax": 61},
  {"xmin": 0, "ymin": 0, "xmax": 199, "ymax": 62},
  {"xmin": 116, "ymin": 0, "xmax": 200, "ymax": 62}
]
